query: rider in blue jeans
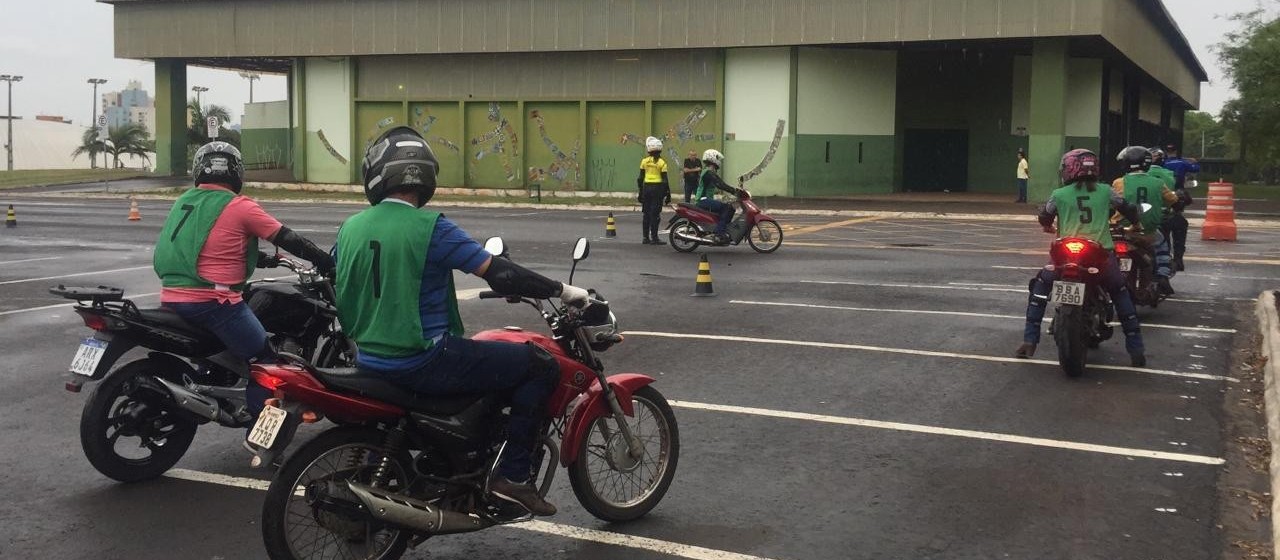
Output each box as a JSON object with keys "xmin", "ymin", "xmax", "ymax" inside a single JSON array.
[{"xmin": 692, "ymin": 149, "xmax": 744, "ymax": 243}]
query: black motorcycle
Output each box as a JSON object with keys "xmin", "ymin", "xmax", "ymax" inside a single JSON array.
[
  {"xmin": 53, "ymin": 256, "xmax": 352, "ymax": 482},
  {"xmin": 1044, "ymin": 237, "xmax": 1115, "ymax": 377}
]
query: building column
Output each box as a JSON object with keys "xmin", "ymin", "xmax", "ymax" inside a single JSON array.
[
  {"xmin": 1028, "ymin": 39, "xmax": 1068, "ymax": 200},
  {"xmin": 154, "ymin": 59, "xmax": 188, "ymax": 176}
]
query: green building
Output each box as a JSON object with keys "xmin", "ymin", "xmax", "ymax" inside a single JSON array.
[{"xmin": 108, "ymin": 0, "xmax": 1205, "ymax": 201}]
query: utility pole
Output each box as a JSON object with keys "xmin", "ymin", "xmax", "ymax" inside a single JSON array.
[
  {"xmin": 238, "ymin": 72, "xmax": 260, "ymax": 103},
  {"xmin": 87, "ymin": 78, "xmax": 108, "ymax": 169},
  {"xmin": 191, "ymin": 86, "xmax": 208, "ymax": 107},
  {"xmin": 2, "ymin": 75, "xmax": 23, "ymax": 171}
]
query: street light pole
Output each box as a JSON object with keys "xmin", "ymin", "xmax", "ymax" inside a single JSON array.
[
  {"xmin": 87, "ymin": 78, "xmax": 108, "ymax": 170},
  {"xmin": 191, "ymin": 86, "xmax": 208, "ymax": 107},
  {"xmin": 238, "ymin": 72, "xmax": 260, "ymax": 103},
  {"xmin": 2, "ymin": 75, "xmax": 23, "ymax": 171}
]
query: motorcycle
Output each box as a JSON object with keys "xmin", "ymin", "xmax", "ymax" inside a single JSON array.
[
  {"xmin": 667, "ymin": 188, "xmax": 783, "ymax": 253},
  {"xmin": 252, "ymin": 237, "xmax": 679, "ymax": 560},
  {"xmin": 1043, "ymin": 237, "xmax": 1115, "ymax": 377},
  {"xmin": 52, "ymin": 256, "xmax": 351, "ymax": 482},
  {"xmin": 1111, "ymin": 225, "xmax": 1165, "ymax": 308}
]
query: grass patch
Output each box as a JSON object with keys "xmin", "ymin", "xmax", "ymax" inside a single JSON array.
[
  {"xmin": 1222, "ymin": 184, "xmax": 1280, "ymax": 202},
  {"xmin": 0, "ymin": 169, "xmax": 150, "ymax": 189}
]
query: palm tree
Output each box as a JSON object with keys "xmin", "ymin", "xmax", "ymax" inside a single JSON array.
[
  {"xmin": 187, "ymin": 99, "xmax": 237, "ymax": 148},
  {"xmin": 72, "ymin": 124, "xmax": 155, "ymax": 169}
]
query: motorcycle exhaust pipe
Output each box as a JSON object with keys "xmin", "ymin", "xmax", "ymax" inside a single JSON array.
[
  {"xmin": 154, "ymin": 377, "xmax": 236, "ymax": 425},
  {"xmin": 673, "ymin": 230, "xmax": 709, "ymax": 243},
  {"xmin": 347, "ymin": 482, "xmax": 494, "ymax": 535}
]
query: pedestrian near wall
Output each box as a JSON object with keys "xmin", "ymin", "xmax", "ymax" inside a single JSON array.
[
  {"xmin": 682, "ymin": 150, "xmax": 702, "ymax": 203},
  {"xmin": 1015, "ymin": 149, "xmax": 1030, "ymax": 203},
  {"xmin": 637, "ymin": 136, "xmax": 671, "ymax": 245}
]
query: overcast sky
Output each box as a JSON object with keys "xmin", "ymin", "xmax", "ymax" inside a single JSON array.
[{"xmin": 0, "ymin": 0, "xmax": 1268, "ymax": 129}]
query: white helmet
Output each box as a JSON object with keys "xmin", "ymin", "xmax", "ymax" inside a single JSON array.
[
  {"xmin": 645, "ymin": 136, "xmax": 663, "ymax": 152},
  {"xmin": 702, "ymin": 149, "xmax": 724, "ymax": 168}
]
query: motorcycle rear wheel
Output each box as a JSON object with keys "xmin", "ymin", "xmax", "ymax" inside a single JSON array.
[
  {"xmin": 747, "ymin": 220, "xmax": 784, "ymax": 253},
  {"xmin": 1053, "ymin": 306, "xmax": 1088, "ymax": 378},
  {"xmin": 79, "ymin": 358, "xmax": 199, "ymax": 482},
  {"xmin": 568, "ymin": 386, "xmax": 680, "ymax": 522},
  {"xmin": 668, "ymin": 219, "xmax": 701, "ymax": 253},
  {"xmin": 262, "ymin": 426, "xmax": 412, "ymax": 560}
]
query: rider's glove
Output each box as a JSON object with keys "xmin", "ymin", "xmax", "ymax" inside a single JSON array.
[
  {"xmin": 558, "ymin": 284, "xmax": 591, "ymax": 308},
  {"xmin": 256, "ymin": 251, "xmax": 280, "ymax": 269}
]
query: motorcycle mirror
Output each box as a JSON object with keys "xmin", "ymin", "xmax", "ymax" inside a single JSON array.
[
  {"xmin": 483, "ymin": 237, "xmax": 508, "ymax": 257},
  {"xmin": 1187, "ymin": 179, "xmax": 1200, "ymax": 189},
  {"xmin": 572, "ymin": 237, "xmax": 590, "ymax": 262}
]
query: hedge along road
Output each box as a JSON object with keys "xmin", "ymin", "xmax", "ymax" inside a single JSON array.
[{"xmin": 0, "ymin": 196, "xmax": 1270, "ymax": 559}]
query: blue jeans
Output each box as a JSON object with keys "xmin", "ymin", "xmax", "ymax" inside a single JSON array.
[
  {"xmin": 166, "ymin": 300, "xmax": 275, "ymax": 421},
  {"xmin": 1153, "ymin": 229, "xmax": 1173, "ymax": 279},
  {"xmin": 1022, "ymin": 254, "xmax": 1144, "ymax": 352},
  {"xmin": 1016, "ymin": 179, "xmax": 1028, "ymax": 202},
  {"xmin": 371, "ymin": 335, "xmax": 558, "ymax": 482},
  {"xmin": 696, "ymin": 198, "xmax": 735, "ymax": 235}
]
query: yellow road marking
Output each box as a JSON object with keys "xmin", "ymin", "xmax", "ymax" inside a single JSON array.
[{"xmin": 785, "ymin": 216, "xmax": 885, "ymax": 236}]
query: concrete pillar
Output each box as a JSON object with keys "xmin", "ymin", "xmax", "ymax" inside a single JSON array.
[
  {"xmin": 154, "ymin": 59, "xmax": 188, "ymax": 176},
  {"xmin": 1027, "ymin": 38, "xmax": 1068, "ymax": 200}
]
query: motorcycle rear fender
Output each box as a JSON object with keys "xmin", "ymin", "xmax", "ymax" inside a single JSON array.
[
  {"xmin": 251, "ymin": 364, "xmax": 406, "ymax": 423},
  {"xmin": 77, "ymin": 331, "xmax": 138, "ymax": 381},
  {"xmin": 559, "ymin": 373, "xmax": 655, "ymax": 467}
]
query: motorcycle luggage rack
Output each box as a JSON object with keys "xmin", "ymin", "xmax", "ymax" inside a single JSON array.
[{"xmin": 50, "ymin": 284, "xmax": 124, "ymax": 303}]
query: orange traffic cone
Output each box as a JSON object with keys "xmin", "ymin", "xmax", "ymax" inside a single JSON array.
[
  {"xmin": 1201, "ymin": 181, "xmax": 1237, "ymax": 241},
  {"xmin": 127, "ymin": 198, "xmax": 141, "ymax": 221}
]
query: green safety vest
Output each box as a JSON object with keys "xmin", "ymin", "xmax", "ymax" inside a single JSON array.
[
  {"xmin": 1051, "ymin": 183, "xmax": 1115, "ymax": 249},
  {"xmin": 1148, "ymin": 165, "xmax": 1176, "ymax": 190},
  {"xmin": 335, "ymin": 202, "xmax": 463, "ymax": 358},
  {"xmin": 153, "ymin": 188, "xmax": 257, "ymax": 290},
  {"xmin": 1120, "ymin": 172, "xmax": 1166, "ymax": 232},
  {"xmin": 694, "ymin": 169, "xmax": 714, "ymax": 200}
]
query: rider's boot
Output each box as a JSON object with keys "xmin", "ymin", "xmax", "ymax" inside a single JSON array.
[
  {"xmin": 490, "ymin": 476, "xmax": 557, "ymax": 516},
  {"xmin": 1015, "ymin": 343, "xmax": 1036, "ymax": 359},
  {"xmin": 1156, "ymin": 277, "xmax": 1174, "ymax": 296}
]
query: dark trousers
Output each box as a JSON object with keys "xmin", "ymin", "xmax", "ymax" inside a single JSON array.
[
  {"xmin": 640, "ymin": 184, "xmax": 666, "ymax": 241},
  {"xmin": 683, "ymin": 176, "xmax": 698, "ymax": 203},
  {"xmin": 1164, "ymin": 214, "xmax": 1189, "ymax": 264},
  {"xmin": 372, "ymin": 335, "xmax": 557, "ymax": 482},
  {"xmin": 167, "ymin": 300, "xmax": 275, "ymax": 421},
  {"xmin": 1016, "ymin": 179, "xmax": 1028, "ymax": 202},
  {"xmin": 1022, "ymin": 254, "xmax": 1144, "ymax": 352},
  {"xmin": 696, "ymin": 198, "xmax": 735, "ymax": 235}
]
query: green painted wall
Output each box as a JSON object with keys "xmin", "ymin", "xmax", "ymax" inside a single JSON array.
[
  {"xmin": 242, "ymin": 128, "xmax": 289, "ymax": 168},
  {"xmin": 409, "ymin": 102, "xmax": 464, "ymax": 187},
  {"xmin": 724, "ymin": 139, "xmax": 790, "ymax": 194},
  {"xmin": 586, "ymin": 102, "xmax": 645, "ymax": 193},
  {"xmin": 154, "ymin": 59, "xmax": 187, "ymax": 176},
  {"xmin": 355, "ymin": 101, "xmax": 403, "ymax": 155},
  {"xmin": 794, "ymin": 135, "xmax": 895, "ymax": 195},
  {"xmin": 724, "ymin": 47, "xmax": 792, "ymax": 196},
  {"xmin": 1028, "ymin": 39, "xmax": 1070, "ymax": 203},
  {"xmin": 304, "ymin": 57, "xmax": 353, "ymax": 183},
  {"xmin": 465, "ymin": 102, "xmax": 521, "ymax": 188},
  {"xmin": 525, "ymin": 102, "xmax": 582, "ymax": 190}
]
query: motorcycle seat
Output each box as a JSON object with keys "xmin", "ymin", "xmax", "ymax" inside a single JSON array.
[
  {"xmin": 677, "ymin": 203, "xmax": 704, "ymax": 211},
  {"xmin": 312, "ymin": 367, "xmax": 485, "ymax": 415},
  {"xmin": 134, "ymin": 307, "xmax": 214, "ymax": 338}
]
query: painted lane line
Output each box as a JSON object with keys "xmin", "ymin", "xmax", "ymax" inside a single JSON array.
[
  {"xmin": 0, "ymin": 291, "xmax": 161, "ymax": 317},
  {"xmin": 666, "ymin": 400, "xmax": 1224, "ymax": 466},
  {"xmin": 0, "ymin": 256, "xmax": 63, "ymax": 266},
  {"xmin": 622, "ymin": 331, "xmax": 1237, "ymax": 383},
  {"xmin": 785, "ymin": 216, "xmax": 885, "ymax": 236},
  {"xmin": 163, "ymin": 469, "xmax": 779, "ymax": 560},
  {"xmin": 801, "ymin": 279, "xmax": 1224, "ymax": 304},
  {"xmin": 0, "ymin": 265, "xmax": 153, "ymax": 286},
  {"xmin": 727, "ymin": 300, "xmax": 1236, "ymax": 334},
  {"xmin": 991, "ymin": 265, "xmax": 1280, "ymax": 282}
]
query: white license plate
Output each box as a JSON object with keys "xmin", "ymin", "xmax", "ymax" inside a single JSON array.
[
  {"xmin": 69, "ymin": 338, "xmax": 108, "ymax": 376},
  {"xmin": 248, "ymin": 405, "xmax": 288, "ymax": 449},
  {"xmin": 1050, "ymin": 281, "xmax": 1086, "ymax": 306},
  {"xmin": 1119, "ymin": 258, "xmax": 1133, "ymax": 272}
]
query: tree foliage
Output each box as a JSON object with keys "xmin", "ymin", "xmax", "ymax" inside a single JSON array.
[
  {"xmin": 1181, "ymin": 112, "xmax": 1233, "ymax": 159},
  {"xmin": 1218, "ymin": 8, "xmax": 1280, "ymax": 182},
  {"xmin": 186, "ymin": 99, "xmax": 239, "ymax": 149},
  {"xmin": 71, "ymin": 123, "xmax": 155, "ymax": 169}
]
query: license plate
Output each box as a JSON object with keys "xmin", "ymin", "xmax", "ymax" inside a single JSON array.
[
  {"xmin": 248, "ymin": 405, "xmax": 287, "ymax": 449},
  {"xmin": 1119, "ymin": 258, "xmax": 1133, "ymax": 272},
  {"xmin": 1050, "ymin": 282, "xmax": 1086, "ymax": 306},
  {"xmin": 69, "ymin": 338, "xmax": 108, "ymax": 376}
]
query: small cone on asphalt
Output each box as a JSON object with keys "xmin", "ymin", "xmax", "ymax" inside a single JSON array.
[
  {"xmin": 605, "ymin": 212, "xmax": 617, "ymax": 238},
  {"xmin": 691, "ymin": 253, "xmax": 716, "ymax": 297},
  {"xmin": 127, "ymin": 198, "xmax": 141, "ymax": 221},
  {"xmin": 5, "ymin": 205, "xmax": 15, "ymax": 227}
]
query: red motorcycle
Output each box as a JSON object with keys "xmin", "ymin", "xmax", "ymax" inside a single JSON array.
[
  {"xmin": 1044, "ymin": 236, "xmax": 1115, "ymax": 377},
  {"xmin": 251, "ymin": 238, "xmax": 679, "ymax": 560},
  {"xmin": 667, "ymin": 189, "xmax": 783, "ymax": 253}
]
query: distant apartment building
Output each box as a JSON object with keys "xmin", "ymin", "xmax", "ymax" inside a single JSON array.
[{"xmin": 101, "ymin": 80, "xmax": 155, "ymax": 137}]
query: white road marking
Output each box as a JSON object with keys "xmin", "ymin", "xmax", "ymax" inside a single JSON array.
[
  {"xmin": 0, "ymin": 291, "xmax": 161, "ymax": 317},
  {"xmin": 667, "ymin": 400, "xmax": 1224, "ymax": 466},
  {"xmin": 728, "ymin": 300, "xmax": 1237, "ymax": 334},
  {"xmin": 622, "ymin": 331, "xmax": 1237, "ymax": 382},
  {"xmin": 802, "ymin": 279, "xmax": 1224, "ymax": 304},
  {"xmin": 0, "ymin": 256, "xmax": 62, "ymax": 266},
  {"xmin": 163, "ymin": 469, "xmax": 779, "ymax": 560},
  {"xmin": 0, "ymin": 265, "xmax": 152, "ymax": 286},
  {"xmin": 991, "ymin": 265, "xmax": 1277, "ymax": 282}
]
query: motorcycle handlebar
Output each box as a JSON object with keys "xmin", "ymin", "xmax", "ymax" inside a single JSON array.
[{"xmin": 478, "ymin": 290, "xmax": 505, "ymax": 299}]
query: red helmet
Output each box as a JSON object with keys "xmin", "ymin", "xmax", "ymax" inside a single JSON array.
[{"xmin": 1059, "ymin": 149, "xmax": 1100, "ymax": 184}]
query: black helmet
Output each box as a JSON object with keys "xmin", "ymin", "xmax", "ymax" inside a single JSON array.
[
  {"xmin": 1116, "ymin": 146, "xmax": 1151, "ymax": 173},
  {"xmin": 361, "ymin": 126, "xmax": 439, "ymax": 207},
  {"xmin": 192, "ymin": 141, "xmax": 245, "ymax": 193}
]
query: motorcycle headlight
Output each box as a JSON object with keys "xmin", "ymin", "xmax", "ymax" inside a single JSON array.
[{"xmin": 582, "ymin": 311, "xmax": 620, "ymax": 352}]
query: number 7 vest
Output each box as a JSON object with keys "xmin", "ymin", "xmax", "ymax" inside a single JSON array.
[{"xmin": 153, "ymin": 188, "xmax": 258, "ymax": 290}]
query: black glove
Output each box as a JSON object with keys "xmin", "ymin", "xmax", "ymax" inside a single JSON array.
[{"xmin": 256, "ymin": 251, "xmax": 280, "ymax": 269}]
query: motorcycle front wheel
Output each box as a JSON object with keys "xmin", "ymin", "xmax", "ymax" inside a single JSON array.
[
  {"xmin": 80, "ymin": 357, "xmax": 199, "ymax": 482},
  {"xmin": 668, "ymin": 219, "xmax": 702, "ymax": 253},
  {"xmin": 747, "ymin": 220, "xmax": 784, "ymax": 253},
  {"xmin": 568, "ymin": 386, "xmax": 680, "ymax": 522},
  {"xmin": 262, "ymin": 427, "xmax": 412, "ymax": 560},
  {"xmin": 1053, "ymin": 305, "xmax": 1088, "ymax": 378}
]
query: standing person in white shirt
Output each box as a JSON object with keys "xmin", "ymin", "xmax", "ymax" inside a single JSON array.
[{"xmin": 1015, "ymin": 149, "xmax": 1031, "ymax": 203}]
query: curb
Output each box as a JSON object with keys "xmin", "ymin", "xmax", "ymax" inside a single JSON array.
[{"xmin": 1256, "ymin": 290, "xmax": 1280, "ymax": 560}]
